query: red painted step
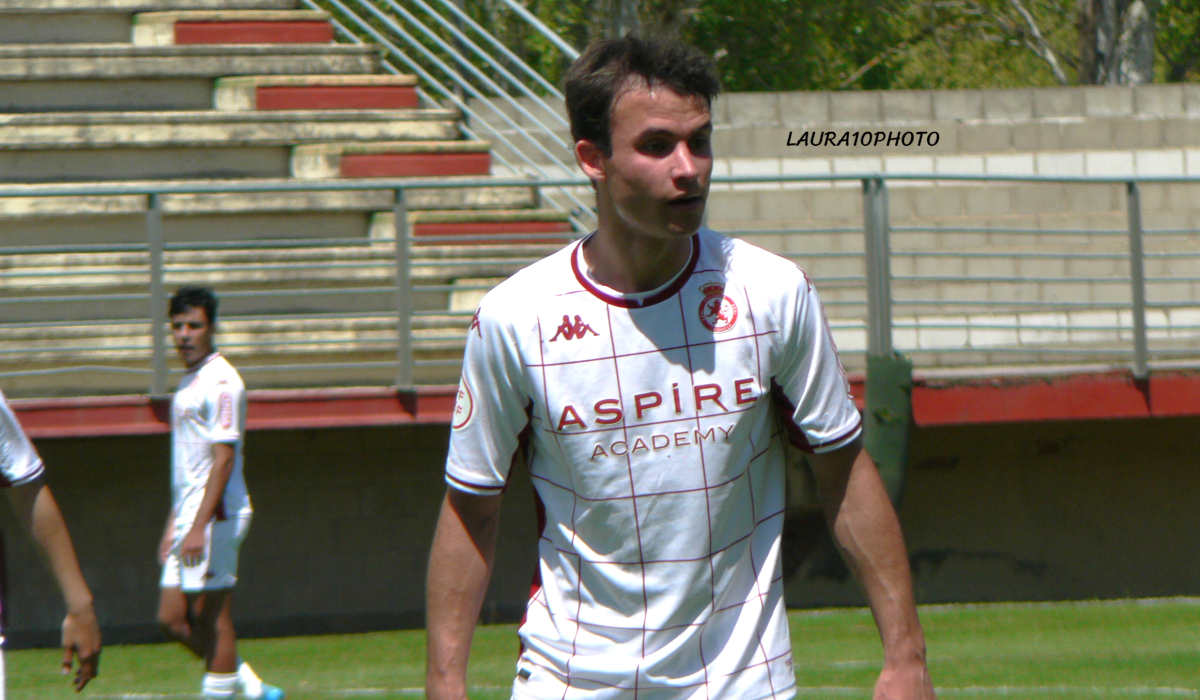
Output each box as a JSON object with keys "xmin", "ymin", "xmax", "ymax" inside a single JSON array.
[
  {"xmin": 255, "ymin": 85, "xmax": 419, "ymax": 110},
  {"xmin": 174, "ymin": 20, "xmax": 333, "ymax": 44},
  {"xmin": 340, "ymin": 152, "xmax": 491, "ymax": 178}
]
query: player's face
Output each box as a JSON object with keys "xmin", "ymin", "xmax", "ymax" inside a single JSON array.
[
  {"xmin": 584, "ymin": 82, "xmax": 713, "ymax": 242},
  {"xmin": 170, "ymin": 306, "xmax": 214, "ymax": 369}
]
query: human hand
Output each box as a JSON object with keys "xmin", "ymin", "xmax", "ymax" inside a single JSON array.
[
  {"xmin": 61, "ymin": 604, "xmax": 101, "ymax": 691},
  {"xmin": 179, "ymin": 526, "xmax": 206, "ymax": 567},
  {"xmin": 873, "ymin": 657, "xmax": 935, "ymax": 700},
  {"xmin": 158, "ymin": 530, "xmax": 174, "ymax": 565}
]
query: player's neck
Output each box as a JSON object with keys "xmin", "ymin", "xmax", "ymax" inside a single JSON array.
[
  {"xmin": 583, "ymin": 227, "xmax": 695, "ymax": 294},
  {"xmin": 185, "ymin": 350, "xmax": 218, "ymax": 371}
]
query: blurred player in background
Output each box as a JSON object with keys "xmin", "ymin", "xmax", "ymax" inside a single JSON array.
[
  {"xmin": 426, "ymin": 36, "xmax": 935, "ymax": 699},
  {"xmin": 156, "ymin": 286, "xmax": 283, "ymax": 700},
  {"xmin": 0, "ymin": 388, "xmax": 100, "ymax": 696}
]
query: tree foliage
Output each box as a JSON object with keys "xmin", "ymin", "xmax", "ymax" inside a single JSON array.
[{"xmin": 471, "ymin": 0, "xmax": 1199, "ymax": 91}]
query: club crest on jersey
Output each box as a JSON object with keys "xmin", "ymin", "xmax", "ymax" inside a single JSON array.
[
  {"xmin": 698, "ymin": 283, "xmax": 737, "ymax": 333},
  {"xmin": 548, "ymin": 314, "xmax": 598, "ymax": 342},
  {"xmin": 452, "ymin": 378, "xmax": 474, "ymax": 430}
]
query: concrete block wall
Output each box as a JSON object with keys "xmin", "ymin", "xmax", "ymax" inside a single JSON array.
[
  {"xmin": 0, "ymin": 424, "xmax": 539, "ymax": 646},
  {"xmin": 6, "ymin": 417, "xmax": 1200, "ymax": 645}
]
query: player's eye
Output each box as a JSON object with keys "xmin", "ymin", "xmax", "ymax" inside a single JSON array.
[{"xmin": 638, "ymin": 138, "xmax": 674, "ymax": 156}]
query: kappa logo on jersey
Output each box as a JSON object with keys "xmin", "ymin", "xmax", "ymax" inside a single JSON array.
[
  {"xmin": 452, "ymin": 378, "xmax": 474, "ymax": 430},
  {"xmin": 698, "ymin": 283, "xmax": 737, "ymax": 332},
  {"xmin": 469, "ymin": 309, "xmax": 482, "ymax": 338},
  {"xmin": 548, "ymin": 314, "xmax": 598, "ymax": 342}
]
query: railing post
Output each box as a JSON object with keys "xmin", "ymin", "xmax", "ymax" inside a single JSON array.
[
  {"xmin": 1126, "ymin": 181, "xmax": 1149, "ymax": 379},
  {"xmin": 863, "ymin": 177, "xmax": 893, "ymax": 356},
  {"xmin": 393, "ymin": 188, "xmax": 414, "ymax": 388},
  {"xmin": 148, "ymin": 193, "xmax": 168, "ymax": 396}
]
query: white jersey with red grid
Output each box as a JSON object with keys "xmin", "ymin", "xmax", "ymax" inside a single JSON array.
[
  {"xmin": 0, "ymin": 389, "xmax": 45, "ymax": 489},
  {"xmin": 170, "ymin": 353, "xmax": 251, "ymax": 529},
  {"xmin": 446, "ymin": 228, "xmax": 861, "ymax": 699}
]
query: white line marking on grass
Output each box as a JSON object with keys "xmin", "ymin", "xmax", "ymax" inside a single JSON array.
[
  {"xmin": 918, "ymin": 596, "xmax": 1200, "ymax": 615},
  {"xmin": 934, "ymin": 687, "xmax": 1199, "ymax": 697},
  {"xmin": 792, "ymin": 687, "xmax": 1199, "ymax": 698},
  {"xmin": 828, "ymin": 659, "xmax": 876, "ymax": 669},
  {"xmin": 88, "ymin": 692, "xmax": 500, "ymax": 699},
  {"xmin": 88, "ymin": 694, "xmax": 201, "ymax": 699},
  {"xmin": 89, "ymin": 686, "xmax": 515, "ymax": 699}
]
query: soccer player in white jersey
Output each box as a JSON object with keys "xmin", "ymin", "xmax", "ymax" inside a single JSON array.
[
  {"xmin": 156, "ymin": 287, "xmax": 283, "ymax": 700},
  {"xmin": 0, "ymin": 389, "xmax": 101, "ymax": 697},
  {"xmin": 426, "ymin": 36, "xmax": 935, "ymax": 699}
]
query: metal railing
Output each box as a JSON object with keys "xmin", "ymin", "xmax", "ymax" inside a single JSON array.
[
  {"xmin": 1, "ymin": 173, "xmax": 1199, "ymax": 398},
  {"xmin": 301, "ymin": 0, "xmax": 592, "ymax": 230}
]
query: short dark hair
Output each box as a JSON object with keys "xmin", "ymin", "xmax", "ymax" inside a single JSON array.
[
  {"xmin": 168, "ymin": 286, "xmax": 218, "ymax": 325},
  {"xmin": 564, "ymin": 35, "xmax": 720, "ymax": 155}
]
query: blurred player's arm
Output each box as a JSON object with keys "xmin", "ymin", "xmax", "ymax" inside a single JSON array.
[
  {"xmin": 6, "ymin": 478, "xmax": 101, "ymax": 691},
  {"xmin": 179, "ymin": 441, "xmax": 235, "ymax": 567},
  {"xmin": 158, "ymin": 505, "xmax": 177, "ymax": 565},
  {"xmin": 426, "ymin": 487, "xmax": 502, "ymax": 700},
  {"xmin": 808, "ymin": 437, "xmax": 935, "ymax": 700}
]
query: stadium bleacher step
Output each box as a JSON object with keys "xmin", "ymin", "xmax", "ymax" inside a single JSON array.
[
  {"xmin": 292, "ymin": 140, "xmax": 494, "ymax": 179},
  {"xmin": 131, "ymin": 10, "xmax": 333, "ymax": 46},
  {"xmin": 0, "ymin": 177, "xmax": 543, "ymax": 246},
  {"xmin": 0, "ymin": 110, "xmax": 463, "ymax": 183},
  {"xmin": 0, "ymin": 239, "xmax": 561, "ymax": 321},
  {"xmin": 215, "ymin": 74, "xmax": 421, "ymax": 111},
  {"xmin": 0, "ymin": 312, "xmax": 475, "ymax": 395},
  {"xmin": 0, "ymin": 109, "xmax": 459, "ymax": 147},
  {"xmin": 372, "ymin": 209, "xmax": 575, "ymax": 246},
  {"xmin": 0, "ymin": 0, "xmax": 296, "ymax": 44},
  {"xmin": 0, "ymin": 44, "xmax": 380, "ymax": 111}
]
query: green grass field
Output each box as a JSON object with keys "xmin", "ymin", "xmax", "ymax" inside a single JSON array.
[{"xmin": 8, "ymin": 598, "xmax": 1200, "ymax": 699}]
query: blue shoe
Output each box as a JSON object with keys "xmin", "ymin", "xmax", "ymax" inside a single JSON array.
[{"xmin": 253, "ymin": 685, "xmax": 285, "ymax": 700}]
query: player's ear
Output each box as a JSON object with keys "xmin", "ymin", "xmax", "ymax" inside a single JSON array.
[{"xmin": 575, "ymin": 139, "xmax": 606, "ymax": 183}]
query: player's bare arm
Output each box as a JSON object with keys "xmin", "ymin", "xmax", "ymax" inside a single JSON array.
[
  {"xmin": 159, "ymin": 506, "xmax": 178, "ymax": 565},
  {"xmin": 808, "ymin": 438, "xmax": 935, "ymax": 700},
  {"xmin": 180, "ymin": 441, "xmax": 236, "ymax": 567},
  {"xmin": 7, "ymin": 478, "xmax": 102, "ymax": 691},
  {"xmin": 425, "ymin": 489, "xmax": 502, "ymax": 700}
]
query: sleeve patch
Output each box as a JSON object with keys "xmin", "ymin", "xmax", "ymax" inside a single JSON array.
[{"xmin": 452, "ymin": 378, "xmax": 475, "ymax": 430}]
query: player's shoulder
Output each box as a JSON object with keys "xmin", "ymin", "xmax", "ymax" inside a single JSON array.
[
  {"xmin": 699, "ymin": 228, "xmax": 810, "ymax": 288},
  {"xmin": 474, "ymin": 241, "xmax": 579, "ymax": 322},
  {"xmin": 201, "ymin": 353, "xmax": 246, "ymax": 390}
]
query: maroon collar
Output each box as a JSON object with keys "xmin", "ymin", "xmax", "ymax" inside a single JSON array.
[{"xmin": 571, "ymin": 234, "xmax": 701, "ymax": 309}]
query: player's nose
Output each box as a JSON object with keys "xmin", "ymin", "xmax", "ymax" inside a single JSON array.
[{"xmin": 670, "ymin": 143, "xmax": 699, "ymax": 179}]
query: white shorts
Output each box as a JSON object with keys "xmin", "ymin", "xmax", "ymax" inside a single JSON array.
[{"xmin": 160, "ymin": 515, "xmax": 250, "ymax": 592}]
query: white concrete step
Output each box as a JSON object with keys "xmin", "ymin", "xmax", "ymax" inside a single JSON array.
[
  {"xmin": 0, "ymin": 109, "xmax": 459, "ymax": 148},
  {"xmin": 0, "ymin": 313, "xmax": 469, "ymax": 395},
  {"xmin": 0, "ymin": 44, "xmax": 379, "ymax": 111},
  {"xmin": 0, "ymin": 236, "xmax": 561, "ymax": 323},
  {"xmin": 0, "ymin": 177, "xmax": 543, "ymax": 246},
  {"xmin": 0, "ymin": 0, "xmax": 296, "ymax": 44},
  {"xmin": 0, "ymin": 109, "xmax": 465, "ymax": 182}
]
